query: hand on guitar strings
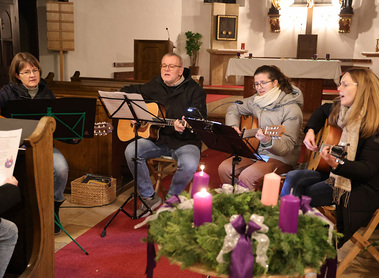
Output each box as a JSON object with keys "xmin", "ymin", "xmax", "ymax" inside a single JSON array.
[
  {"xmin": 174, "ymin": 116, "xmax": 186, "ymax": 133},
  {"xmin": 255, "ymin": 128, "xmax": 271, "ymax": 144},
  {"xmin": 320, "ymin": 145, "xmax": 339, "ymax": 169},
  {"xmin": 303, "ymin": 129, "xmax": 318, "ymax": 152}
]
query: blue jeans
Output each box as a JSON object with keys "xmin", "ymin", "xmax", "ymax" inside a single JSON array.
[
  {"xmin": 125, "ymin": 139, "xmax": 200, "ymax": 198},
  {"xmin": 280, "ymin": 169, "xmax": 333, "ymax": 207},
  {"xmin": 0, "ymin": 218, "xmax": 18, "ymax": 278},
  {"xmin": 53, "ymin": 147, "xmax": 69, "ymax": 202}
]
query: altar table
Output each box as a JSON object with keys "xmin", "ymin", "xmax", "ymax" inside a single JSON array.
[{"xmin": 225, "ymin": 58, "xmax": 342, "ymax": 121}]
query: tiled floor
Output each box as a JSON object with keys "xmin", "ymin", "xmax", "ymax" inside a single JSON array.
[{"xmin": 55, "ymin": 189, "xmax": 379, "ymax": 277}]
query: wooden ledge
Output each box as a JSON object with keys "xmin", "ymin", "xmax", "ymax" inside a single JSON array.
[{"xmin": 361, "ymin": 52, "xmax": 379, "ymax": 58}]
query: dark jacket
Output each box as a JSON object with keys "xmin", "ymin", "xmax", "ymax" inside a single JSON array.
[
  {"xmin": 120, "ymin": 68, "xmax": 207, "ymax": 150},
  {"xmin": 0, "ymin": 183, "xmax": 21, "ymax": 223},
  {"xmin": 305, "ymin": 102, "xmax": 379, "ymax": 247},
  {"xmin": 0, "ymin": 79, "xmax": 55, "ymax": 112}
]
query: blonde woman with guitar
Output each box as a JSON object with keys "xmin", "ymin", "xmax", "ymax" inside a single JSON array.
[
  {"xmin": 121, "ymin": 53, "xmax": 206, "ymax": 217},
  {"xmin": 218, "ymin": 65, "xmax": 304, "ymax": 190},
  {"xmin": 281, "ymin": 68, "xmax": 379, "ymax": 248}
]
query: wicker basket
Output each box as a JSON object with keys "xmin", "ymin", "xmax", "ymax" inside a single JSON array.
[{"xmin": 71, "ymin": 175, "xmax": 116, "ymax": 206}]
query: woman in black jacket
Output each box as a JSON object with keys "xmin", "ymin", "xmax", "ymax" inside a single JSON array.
[
  {"xmin": 0, "ymin": 52, "xmax": 69, "ymax": 235},
  {"xmin": 281, "ymin": 68, "xmax": 379, "ymax": 248}
]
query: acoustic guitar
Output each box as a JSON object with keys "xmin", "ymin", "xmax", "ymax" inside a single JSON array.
[
  {"xmin": 240, "ymin": 115, "xmax": 285, "ymax": 152},
  {"xmin": 117, "ymin": 103, "xmax": 187, "ymax": 142},
  {"xmin": 307, "ymin": 122, "xmax": 342, "ymax": 173}
]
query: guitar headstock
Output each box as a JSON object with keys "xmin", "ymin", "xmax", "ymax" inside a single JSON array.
[
  {"xmin": 319, "ymin": 143, "xmax": 348, "ymax": 159},
  {"xmin": 263, "ymin": 125, "xmax": 285, "ymax": 138},
  {"xmin": 330, "ymin": 145, "xmax": 348, "ymax": 159},
  {"xmin": 94, "ymin": 122, "xmax": 114, "ymax": 136}
]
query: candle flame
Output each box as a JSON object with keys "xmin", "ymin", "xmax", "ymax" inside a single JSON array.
[
  {"xmin": 200, "ymin": 164, "xmax": 205, "ymax": 171},
  {"xmin": 200, "ymin": 188, "xmax": 207, "ymax": 193}
]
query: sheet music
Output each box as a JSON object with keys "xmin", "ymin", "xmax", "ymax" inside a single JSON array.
[
  {"xmin": 98, "ymin": 91, "xmax": 153, "ymax": 121},
  {"xmin": 0, "ymin": 129, "xmax": 22, "ymax": 185}
]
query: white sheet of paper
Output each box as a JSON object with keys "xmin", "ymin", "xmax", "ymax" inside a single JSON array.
[
  {"xmin": 0, "ymin": 129, "xmax": 22, "ymax": 185},
  {"xmin": 98, "ymin": 91, "xmax": 153, "ymax": 121}
]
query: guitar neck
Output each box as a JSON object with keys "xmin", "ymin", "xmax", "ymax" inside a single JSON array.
[
  {"xmin": 242, "ymin": 125, "xmax": 285, "ymax": 139},
  {"xmin": 152, "ymin": 118, "xmax": 187, "ymax": 128}
]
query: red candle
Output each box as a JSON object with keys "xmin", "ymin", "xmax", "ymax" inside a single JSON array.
[
  {"xmin": 279, "ymin": 194, "xmax": 300, "ymax": 233},
  {"xmin": 191, "ymin": 165, "xmax": 209, "ymax": 198},
  {"xmin": 261, "ymin": 172, "xmax": 281, "ymax": 206},
  {"xmin": 193, "ymin": 188, "xmax": 212, "ymax": 227}
]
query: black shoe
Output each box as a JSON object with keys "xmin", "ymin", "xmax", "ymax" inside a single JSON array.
[
  {"xmin": 137, "ymin": 194, "xmax": 162, "ymax": 218},
  {"xmin": 55, "ymin": 222, "xmax": 61, "ymax": 235},
  {"xmin": 54, "ymin": 200, "xmax": 64, "ymax": 235}
]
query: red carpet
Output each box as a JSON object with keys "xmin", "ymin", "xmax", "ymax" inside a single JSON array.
[
  {"xmin": 55, "ymin": 149, "xmax": 226, "ymax": 278},
  {"xmin": 206, "ymin": 94, "xmax": 232, "ymax": 103}
]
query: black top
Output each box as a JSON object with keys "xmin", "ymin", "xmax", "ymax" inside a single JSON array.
[{"xmin": 0, "ymin": 183, "xmax": 21, "ymax": 223}]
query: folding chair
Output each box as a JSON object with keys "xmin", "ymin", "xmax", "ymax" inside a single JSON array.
[{"xmin": 337, "ymin": 208, "xmax": 379, "ymax": 276}]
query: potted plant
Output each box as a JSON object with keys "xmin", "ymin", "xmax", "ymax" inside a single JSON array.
[{"xmin": 185, "ymin": 31, "xmax": 203, "ymax": 75}]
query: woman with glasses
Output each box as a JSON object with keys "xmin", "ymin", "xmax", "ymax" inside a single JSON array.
[
  {"xmin": 0, "ymin": 52, "xmax": 70, "ymax": 235},
  {"xmin": 281, "ymin": 68, "xmax": 379, "ymax": 248},
  {"xmin": 218, "ymin": 65, "xmax": 304, "ymax": 191}
]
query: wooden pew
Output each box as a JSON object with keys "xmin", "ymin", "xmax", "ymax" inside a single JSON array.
[
  {"xmin": 69, "ymin": 70, "xmax": 242, "ymax": 96},
  {"xmin": 70, "ymin": 70, "xmax": 146, "ymax": 86},
  {"xmin": 1, "ymin": 117, "xmax": 55, "ymax": 277}
]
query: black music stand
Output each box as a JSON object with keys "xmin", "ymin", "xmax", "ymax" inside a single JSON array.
[
  {"xmin": 2, "ymin": 98, "xmax": 97, "ymax": 139},
  {"xmin": 98, "ymin": 91, "xmax": 166, "ymax": 237},
  {"xmin": 186, "ymin": 118, "xmax": 263, "ymax": 185}
]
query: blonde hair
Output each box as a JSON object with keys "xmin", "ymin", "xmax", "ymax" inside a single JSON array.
[{"xmin": 329, "ymin": 68, "xmax": 379, "ymax": 138}]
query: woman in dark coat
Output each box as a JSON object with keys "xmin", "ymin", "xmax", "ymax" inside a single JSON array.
[
  {"xmin": 281, "ymin": 68, "xmax": 379, "ymax": 248},
  {"xmin": 0, "ymin": 52, "xmax": 69, "ymax": 235}
]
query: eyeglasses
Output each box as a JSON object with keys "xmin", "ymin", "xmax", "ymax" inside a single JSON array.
[
  {"xmin": 19, "ymin": 68, "xmax": 39, "ymax": 77},
  {"xmin": 254, "ymin": 80, "xmax": 273, "ymax": 88},
  {"xmin": 338, "ymin": 81, "xmax": 358, "ymax": 88},
  {"xmin": 161, "ymin": 64, "xmax": 181, "ymax": 70}
]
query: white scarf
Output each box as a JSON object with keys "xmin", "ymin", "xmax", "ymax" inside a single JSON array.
[
  {"xmin": 254, "ymin": 86, "xmax": 281, "ymax": 108},
  {"xmin": 329, "ymin": 105, "xmax": 361, "ymax": 206}
]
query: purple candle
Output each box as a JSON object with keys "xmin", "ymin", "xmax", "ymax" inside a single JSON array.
[
  {"xmin": 191, "ymin": 165, "xmax": 209, "ymax": 198},
  {"xmin": 193, "ymin": 189, "xmax": 212, "ymax": 226},
  {"xmin": 279, "ymin": 194, "xmax": 300, "ymax": 233}
]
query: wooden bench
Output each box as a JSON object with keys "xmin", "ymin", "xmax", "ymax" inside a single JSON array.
[{"xmin": 113, "ymin": 62, "xmax": 134, "ymax": 80}]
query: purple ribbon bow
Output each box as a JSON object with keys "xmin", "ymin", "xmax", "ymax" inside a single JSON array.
[
  {"xmin": 300, "ymin": 195, "xmax": 313, "ymax": 214},
  {"xmin": 229, "ymin": 215, "xmax": 261, "ymax": 278},
  {"xmin": 300, "ymin": 195, "xmax": 327, "ymax": 219},
  {"xmin": 163, "ymin": 195, "xmax": 181, "ymax": 207}
]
